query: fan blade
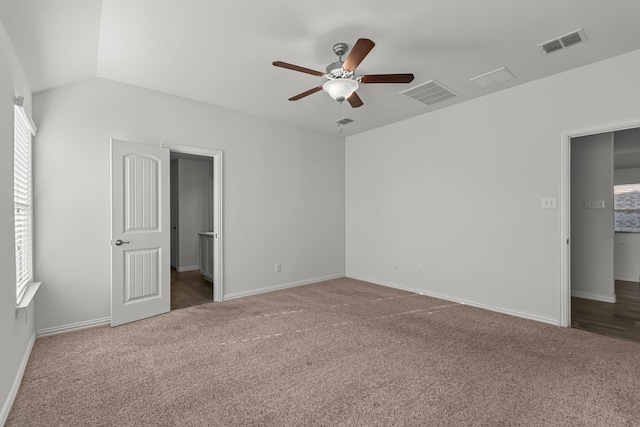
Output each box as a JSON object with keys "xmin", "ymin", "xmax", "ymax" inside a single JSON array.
[
  {"xmin": 360, "ymin": 74, "xmax": 415, "ymax": 84},
  {"xmin": 273, "ymin": 61, "xmax": 324, "ymax": 77},
  {"xmin": 347, "ymin": 92, "xmax": 363, "ymax": 108},
  {"xmin": 288, "ymin": 86, "xmax": 323, "ymax": 101},
  {"xmin": 343, "ymin": 38, "xmax": 375, "ymax": 72}
]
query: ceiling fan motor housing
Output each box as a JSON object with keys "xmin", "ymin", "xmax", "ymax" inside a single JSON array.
[
  {"xmin": 326, "ymin": 61, "xmax": 346, "ymax": 76},
  {"xmin": 327, "ymin": 42, "xmax": 351, "ymax": 77}
]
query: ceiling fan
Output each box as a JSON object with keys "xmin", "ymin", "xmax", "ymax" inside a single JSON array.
[{"xmin": 273, "ymin": 38, "xmax": 414, "ymax": 108}]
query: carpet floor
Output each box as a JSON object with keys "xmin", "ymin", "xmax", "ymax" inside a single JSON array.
[{"xmin": 7, "ymin": 277, "xmax": 640, "ymax": 426}]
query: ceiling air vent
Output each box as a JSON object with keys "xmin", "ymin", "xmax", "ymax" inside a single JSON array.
[
  {"xmin": 335, "ymin": 117, "xmax": 354, "ymax": 126},
  {"xmin": 400, "ymin": 80, "xmax": 458, "ymax": 106},
  {"xmin": 539, "ymin": 28, "xmax": 586, "ymax": 54},
  {"xmin": 469, "ymin": 67, "xmax": 515, "ymax": 89}
]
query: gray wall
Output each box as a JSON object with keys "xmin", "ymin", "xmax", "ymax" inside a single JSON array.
[
  {"xmin": 614, "ymin": 167, "xmax": 640, "ymax": 185},
  {"xmin": 571, "ymin": 133, "xmax": 615, "ymax": 302},
  {"xmin": 0, "ymin": 19, "xmax": 36, "ymax": 423},
  {"xmin": 346, "ymin": 48, "xmax": 640, "ymax": 324},
  {"xmin": 177, "ymin": 157, "xmax": 211, "ymax": 270},
  {"xmin": 32, "ymin": 77, "xmax": 346, "ymax": 332}
]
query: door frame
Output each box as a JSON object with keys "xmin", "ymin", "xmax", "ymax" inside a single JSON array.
[
  {"xmin": 170, "ymin": 173, "xmax": 179, "ymax": 269},
  {"xmin": 560, "ymin": 116, "xmax": 640, "ymax": 327},
  {"xmin": 164, "ymin": 144, "xmax": 224, "ymax": 302}
]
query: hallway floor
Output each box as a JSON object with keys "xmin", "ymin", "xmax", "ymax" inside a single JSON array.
[
  {"xmin": 171, "ymin": 269, "xmax": 213, "ymax": 310},
  {"xmin": 572, "ymin": 280, "xmax": 640, "ymax": 343}
]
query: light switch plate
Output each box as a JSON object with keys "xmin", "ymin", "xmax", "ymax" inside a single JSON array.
[{"xmin": 584, "ymin": 200, "xmax": 605, "ymax": 209}]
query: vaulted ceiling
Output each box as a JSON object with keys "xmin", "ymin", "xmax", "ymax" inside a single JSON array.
[{"xmin": 2, "ymin": 0, "xmax": 640, "ymax": 136}]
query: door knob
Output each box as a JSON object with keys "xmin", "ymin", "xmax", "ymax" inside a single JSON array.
[{"xmin": 115, "ymin": 239, "xmax": 130, "ymax": 246}]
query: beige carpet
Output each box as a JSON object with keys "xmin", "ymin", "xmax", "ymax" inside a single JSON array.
[{"xmin": 7, "ymin": 277, "xmax": 640, "ymax": 426}]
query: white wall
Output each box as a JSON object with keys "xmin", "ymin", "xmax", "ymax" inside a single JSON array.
[
  {"xmin": 0, "ymin": 18, "xmax": 36, "ymax": 424},
  {"xmin": 571, "ymin": 133, "xmax": 614, "ymax": 302},
  {"xmin": 614, "ymin": 166, "xmax": 640, "ymax": 282},
  {"xmin": 177, "ymin": 157, "xmax": 211, "ymax": 270},
  {"xmin": 346, "ymin": 48, "xmax": 640, "ymax": 325},
  {"xmin": 33, "ymin": 77, "xmax": 345, "ymax": 332}
]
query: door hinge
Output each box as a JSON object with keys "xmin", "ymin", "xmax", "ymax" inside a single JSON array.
[{"xmin": 567, "ymin": 238, "xmax": 570, "ymax": 245}]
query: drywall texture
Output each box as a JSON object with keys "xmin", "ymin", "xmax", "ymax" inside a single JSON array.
[
  {"xmin": 33, "ymin": 78, "xmax": 345, "ymax": 331},
  {"xmin": 0, "ymin": 19, "xmax": 35, "ymax": 423},
  {"xmin": 571, "ymin": 133, "xmax": 614, "ymax": 301},
  {"xmin": 346, "ymin": 48, "xmax": 640, "ymax": 325}
]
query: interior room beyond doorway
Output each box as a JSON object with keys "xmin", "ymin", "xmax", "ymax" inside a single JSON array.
[
  {"xmin": 569, "ymin": 126, "xmax": 640, "ymax": 341},
  {"xmin": 170, "ymin": 152, "xmax": 214, "ymax": 310}
]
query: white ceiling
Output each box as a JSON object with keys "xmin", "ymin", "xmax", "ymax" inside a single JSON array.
[{"xmin": 3, "ymin": 0, "xmax": 640, "ymax": 136}]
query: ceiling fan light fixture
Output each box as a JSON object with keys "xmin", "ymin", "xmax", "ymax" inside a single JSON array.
[{"xmin": 322, "ymin": 79, "xmax": 359, "ymax": 102}]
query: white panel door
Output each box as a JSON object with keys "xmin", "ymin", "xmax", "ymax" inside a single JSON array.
[{"xmin": 111, "ymin": 139, "xmax": 170, "ymax": 327}]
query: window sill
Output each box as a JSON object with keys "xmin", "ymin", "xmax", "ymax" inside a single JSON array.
[{"xmin": 16, "ymin": 282, "xmax": 42, "ymax": 317}]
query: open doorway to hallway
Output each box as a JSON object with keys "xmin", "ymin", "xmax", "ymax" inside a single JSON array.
[
  {"xmin": 569, "ymin": 127, "xmax": 640, "ymax": 343},
  {"xmin": 170, "ymin": 152, "xmax": 214, "ymax": 310}
]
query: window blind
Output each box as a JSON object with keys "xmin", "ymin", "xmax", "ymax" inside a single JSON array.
[{"xmin": 14, "ymin": 98, "xmax": 36, "ymax": 302}]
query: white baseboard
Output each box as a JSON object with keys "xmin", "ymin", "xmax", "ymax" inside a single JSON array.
[
  {"xmin": 347, "ymin": 275, "xmax": 561, "ymax": 326},
  {"xmin": 177, "ymin": 265, "xmax": 200, "ymax": 272},
  {"xmin": 36, "ymin": 275, "xmax": 346, "ymax": 335},
  {"xmin": 223, "ymin": 274, "xmax": 345, "ymax": 300},
  {"xmin": 36, "ymin": 317, "xmax": 111, "ymax": 337},
  {"xmin": 571, "ymin": 290, "xmax": 616, "ymax": 303},
  {"xmin": 1, "ymin": 331, "xmax": 35, "ymax": 426}
]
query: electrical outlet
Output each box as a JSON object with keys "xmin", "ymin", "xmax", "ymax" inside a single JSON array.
[
  {"xmin": 418, "ymin": 266, "xmax": 423, "ymax": 275},
  {"xmin": 275, "ymin": 263, "xmax": 281, "ymax": 272},
  {"xmin": 541, "ymin": 197, "xmax": 557, "ymax": 209}
]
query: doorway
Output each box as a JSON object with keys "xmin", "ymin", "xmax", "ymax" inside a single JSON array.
[
  {"xmin": 561, "ymin": 118, "xmax": 640, "ymax": 335},
  {"xmin": 110, "ymin": 140, "xmax": 223, "ymax": 326},
  {"xmin": 166, "ymin": 144, "xmax": 224, "ymax": 307},
  {"xmin": 170, "ymin": 151, "xmax": 214, "ymax": 310}
]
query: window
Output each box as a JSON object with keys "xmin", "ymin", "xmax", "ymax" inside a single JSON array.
[
  {"xmin": 614, "ymin": 183, "xmax": 640, "ymax": 233},
  {"xmin": 14, "ymin": 96, "xmax": 36, "ymax": 302}
]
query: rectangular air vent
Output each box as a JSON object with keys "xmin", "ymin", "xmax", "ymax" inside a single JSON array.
[
  {"xmin": 469, "ymin": 67, "xmax": 515, "ymax": 89},
  {"xmin": 335, "ymin": 117, "xmax": 354, "ymax": 126},
  {"xmin": 539, "ymin": 28, "xmax": 586, "ymax": 54},
  {"xmin": 400, "ymin": 80, "xmax": 458, "ymax": 106}
]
